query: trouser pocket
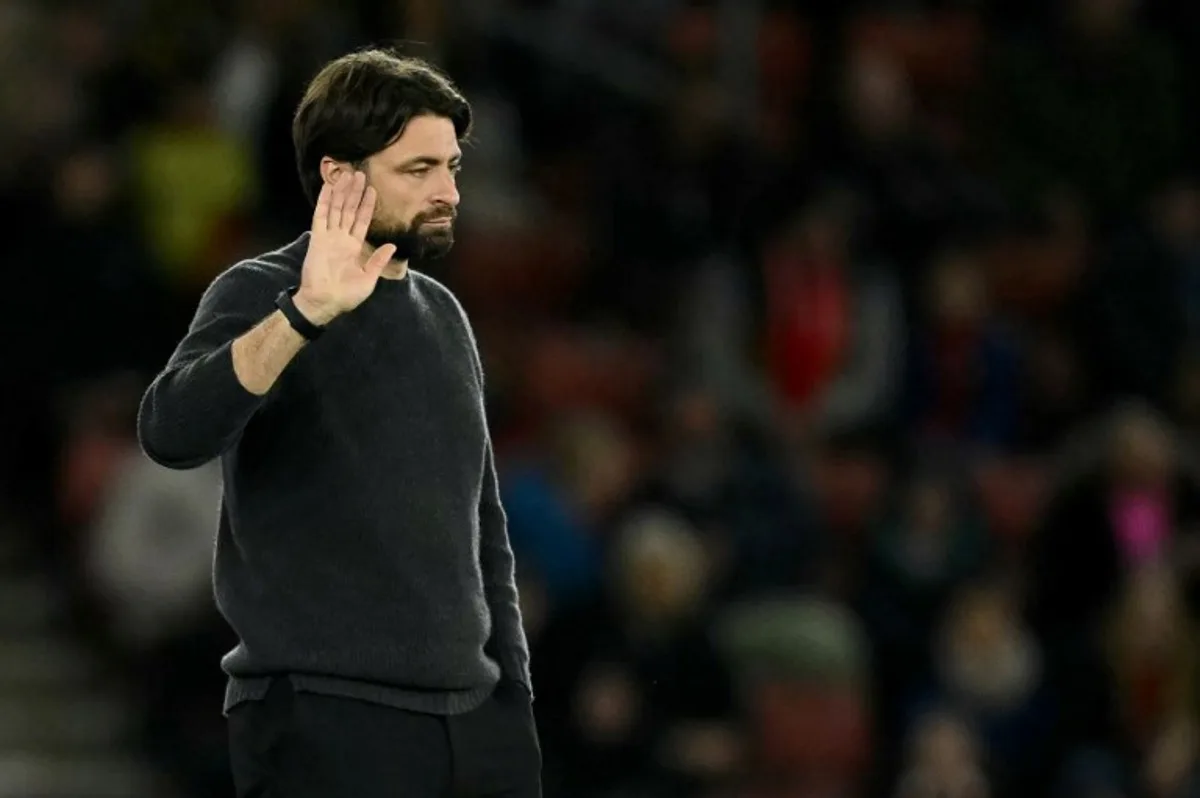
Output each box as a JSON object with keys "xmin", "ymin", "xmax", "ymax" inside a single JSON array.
[{"xmin": 227, "ymin": 679, "xmax": 295, "ymax": 798}]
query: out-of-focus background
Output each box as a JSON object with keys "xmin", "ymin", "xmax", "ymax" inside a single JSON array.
[{"xmin": 2, "ymin": 0, "xmax": 1200, "ymax": 796}]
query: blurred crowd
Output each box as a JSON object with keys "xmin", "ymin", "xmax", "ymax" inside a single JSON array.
[{"xmin": 3, "ymin": 0, "xmax": 1200, "ymax": 797}]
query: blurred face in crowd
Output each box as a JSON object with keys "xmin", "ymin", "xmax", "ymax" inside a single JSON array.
[
  {"xmin": 764, "ymin": 193, "xmax": 856, "ymax": 284},
  {"xmin": 1145, "ymin": 717, "xmax": 1200, "ymax": 798},
  {"xmin": 1154, "ymin": 183, "xmax": 1200, "ymax": 251},
  {"xmin": 550, "ymin": 413, "xmax": 635, "ymax": 516},
  {"xmin": 937, "ymin": 582, "xmax": 1043, "ymax": 712},
  {"xmin": 667, "ymin": 388, "xmax": 723, "ymax": 444},
  {"xmin": 902, "ymin": 710, "xmax": 989, "ymax": 798},
  {"xmin": 1070, "ymin": 0, "xmax": 1138, "ymax": 41},
  {"xmin": 614, "ymin": 512, "xmax": 708, "ymax": 625},
  {"xmin": 891, "ymin": 476, "xmax": 961, "ymax": 583},
  {"xmin": 1110, "ymin": 410, "xmax": 1173, "ymax": 489},
  {"xmin": 1116, "ymin": 564, "xmax": 1183, "ymax": 655},
  {"xmin": 54, "ymin": 147, "xmax": 117, "ymax": 221},
  {"xmin": 843, "ymin": 47, "xmax": 913, "ymax": 143},
  {"xmin": 573, "ymin": 663, "xmax": 642, "ymax": 745},
  {"xmin": 908, "ymin": 478, "xmax": 952, "ymax": 537},
  {"xmin": 661, "ymin": 388, "xmax": 731, "ymax": 500},
  {"xmin": 947, "ymin": 586, "xmax": 1013, "ymax": 662},
  {"xmin": 321, "ymin": 114, "xmax": 461, "ymax": 262},
  {"xmin": 56, "ymin": 4, "xmax": 113, "ymax": 72},
  {"xmin": 929, "ymin": 252, "xmax": 988, "ymax": 328},
  {"xmin": 912, "ymin": 713, "xmax": 978, "ymax": 774}
]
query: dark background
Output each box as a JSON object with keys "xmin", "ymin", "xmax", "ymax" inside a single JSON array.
[{"xmin": 2, "ymin": 0, "xmax": 1200, "ymax": 796}]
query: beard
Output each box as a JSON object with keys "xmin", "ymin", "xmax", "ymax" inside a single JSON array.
[{"xmin": 365, "ymin": 207, "xmax": 457, "ymax": 262}]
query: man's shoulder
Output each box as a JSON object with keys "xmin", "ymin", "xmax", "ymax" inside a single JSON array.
[
  {"xmin": 409, "ymin": 270, "xmax": 470, "ymax": 323},
  {"xmin": 204, "ymin": 234, "xmax": 308, "ymax": 300}
]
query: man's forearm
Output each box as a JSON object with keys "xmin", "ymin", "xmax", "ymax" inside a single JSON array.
[
  {"xmin": 233, "ymin": 292, "xmax": 339, "ymax": 395},
  {"xmin": 231, "ymin": 311, "xmax": 309, "ymax": 395}
]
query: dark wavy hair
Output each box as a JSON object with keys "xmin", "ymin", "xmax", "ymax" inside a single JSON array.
[{"xmin": 292, "ymin": 49, "xmax": 472, "ymax": 206}]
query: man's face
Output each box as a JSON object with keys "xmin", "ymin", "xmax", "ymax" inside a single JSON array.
[{"xmin": 360, "ymin": 114, "xmax": 462, "ymax": 261}]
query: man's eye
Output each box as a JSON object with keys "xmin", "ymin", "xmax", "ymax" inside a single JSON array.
[{"xmin": 409, "ymin": 168, "xmax": 430, "ymax": 176}]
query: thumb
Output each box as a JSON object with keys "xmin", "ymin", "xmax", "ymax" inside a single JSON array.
[{"xmin": 364, "ymin": 244, "xmax": 397, "ymax": 277}]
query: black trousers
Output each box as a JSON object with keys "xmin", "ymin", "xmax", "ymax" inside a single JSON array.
[{"xmin": 228, "ymin": 678, "xmax": 542, "ymax": 797}]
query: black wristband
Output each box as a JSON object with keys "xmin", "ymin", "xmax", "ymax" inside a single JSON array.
[{"xmin": 274, "ymin": 287, "xmax": 326, "ymax": 341}]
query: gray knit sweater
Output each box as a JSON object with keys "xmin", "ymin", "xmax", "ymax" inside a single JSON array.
[{"xmin": 137, "ymin": 233, "xmax": 530, "ymax": 715}]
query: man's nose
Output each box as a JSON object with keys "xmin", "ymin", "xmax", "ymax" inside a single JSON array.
[{"xmin": 433, "ymin": 168, "xmax": 460, "ymax": 207}]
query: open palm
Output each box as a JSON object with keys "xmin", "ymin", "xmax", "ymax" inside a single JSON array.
[{"xmin": 297, "ymin": 171, "xmax": 397, "ymax": 321}]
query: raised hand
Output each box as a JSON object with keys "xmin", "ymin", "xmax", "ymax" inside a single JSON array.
[{"xmin": 294, "ymin": 171, "xmax": 398, "ymax": 326}]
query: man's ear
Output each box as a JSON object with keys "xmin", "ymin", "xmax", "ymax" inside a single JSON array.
[{"xmin": 320, "ymin": 157, "xmax": 351, "ymax": 186}]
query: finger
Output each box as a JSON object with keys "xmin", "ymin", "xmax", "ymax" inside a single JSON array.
[
  {"xmin": 328, "ymin": 173, "xmax": 348, "ymax": 231},
  {"xmin": 340, "ymin": 171, "xmax": 367, "ymax": 231},
  {"xmin": 350, "ymin": 185, "xmax": 377, "ymax": 240},
  {"xmin": 312, "ymin": 182, "xmax": 332, "ymax": 230},
  {"xmin": 364, "ymin": 243, "xmax": 397, "ymax": 276}
]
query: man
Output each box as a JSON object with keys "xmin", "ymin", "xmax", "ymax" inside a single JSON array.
[{"xmin": 137, "ymin": 49, "xmax": 540, "ymax": 797}]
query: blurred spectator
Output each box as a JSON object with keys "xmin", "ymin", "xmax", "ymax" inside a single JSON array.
[
  {"xmin": 894, "ymin": 710, "xmax": 990, "ymax": 798},
  {"xmin": 1032, "ymin": 404, "xmax": 1200, "ymax": 639},
  {"xmin": 860, "ymin": 465, "xmax": 991, "ymax": 755},
  {"xmin": 129, "ymin": 64, "xmax": 258, "ymax": 292},
  {"xmin": 587, "ymin": 75, "xmax": 764, "ymax": 334},
  {"xmin": 52, "ymin": 0, "xmax": 155, "ymax": 140},
  {"xmin": 1104, "ymin": 564, "xmax": 1199, "ymax": 759},
  {"xmin": 533, "ymin": 507, "xmax": 736, "ymax": 797},
  {"xmin": 1073, "ymin": 204, "xmax": 1188, "ymax": 410},
  {"xmin": 30, "ymin": 141, "xmax": 175, "ymax": 381},
  {"xmin": 1156, "ymin": 180, "xmax": 1200, "ymax": 344},
  {"xmin": 825, "ymin": 45, "xmax": 998, "ymax": 292},
  {"xmin": 673, "ymin": 250, "xmax": 779, "ymax": 433},
  {"xmin": 809, "ymin": 431, "xmax": 894, "ymax": 600},
  {"xmin": 84, "ymin": 451, "xmax": 221, "ymax": 657},
  {"xmin": 912, "ymin": 580, "xmax": 1053, "ymax": 794},
  {"xmin": 969, "ymin": 453, "xmax": 1048, "ymax": 566},
  {"xmin": 905, "ymin": 240, "xmax": 1021, "ymax": 449},
  {"xmin": 988, "ymin": 192, "xmax": 1094, "ymax": 449},
  {"xmin": 85, "ymin": 452, "xmax": 232, "ymax": 798},
  {"xmin": 760, "ymin": 188, "xmax": 906, "ymax": 441},
  {"xmin": 1142, "ymin": 715, "xmax": 1200, "ymax": 798},
  {"xmin": 5, "ymin": 140, "xmax": 173, "ymax": 526},
  {"xmin": 871, "ymin": 467, "xmax": 988, "ymax": 599},
  {"xmin": 634, "ymin": 383, "xmax": 823, "ymax": 597},
  {"xmin": 210, "ymin": 0, "xmax": 293, "ymax": 149},
  {"xmin": 715, "ymin": 595, "xmax": 873, "ymax": 798},
  {"xmin": 0, "ymin": 3, "xmax": 78, "ymax": 183},
  {"xmin": 51, "ymin": 371, "xmax": 232, "ymax": 795},
  {"xmin": 502, "ymin": 412, "xmax": 638, "ymax": 612},
  {"xmin": 1030, "ymin": 404, "xmax": 1200, "ymax": 768},
  {"xmin": 54, "ymin": 374, "xmax": 145, "ymax": 545},
  {"xmin": 1019, "ymin": 329, "xmax": 1091, "ymax": 451}
]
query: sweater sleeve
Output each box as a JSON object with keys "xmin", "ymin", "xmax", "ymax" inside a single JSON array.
[
  {"xmin": 466, "ymin": 326, "xmax": 532, "ymax": 694},
  {"xmin": 445, "ymin": 285, "xmax": 532, "ymax": 694},
  {"xmin": 137, "ymin": 263, "xmax": 279, "ymax": 469},
  {"xmin": 479, "ymin": 432, "xmax": 534, "ymax": 696}
]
